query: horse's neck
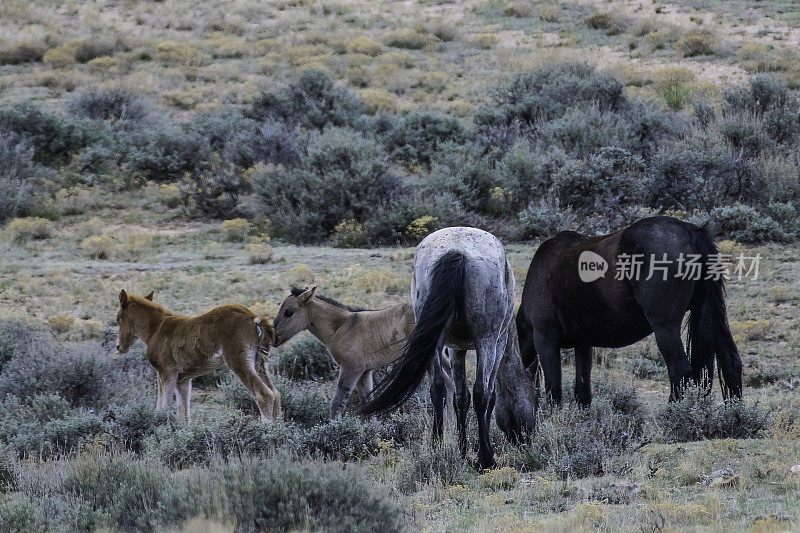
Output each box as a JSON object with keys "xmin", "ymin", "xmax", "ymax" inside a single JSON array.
[
  {"xmin": 134, "ymin": 305, "xmax": 170, "ymax": 344},
  {"xmin": 306, "ymin": 299, "xmax": 350, "ymax": 346}
]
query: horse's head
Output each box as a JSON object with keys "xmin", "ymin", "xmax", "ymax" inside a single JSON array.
[
  {"xmin": 115, "ymin": 289, "xmax": 153, "ymax": 353},
  {"xmin": 272, "ymin": 286, "xmax": 316, "ymax": 346}
]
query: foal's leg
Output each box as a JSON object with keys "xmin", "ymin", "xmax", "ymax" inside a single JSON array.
[
  {"xmin": 256, "ymin": 358, "xmax": 281, "ymax": 420},
  {"xmin": 451, "ymin": 349, "xmax": 470, "ymax": 458},
  {"xmin": 157, "ymin": 372, "xmax": 177, "ymax": 411},
  {"xmin": 652, "ymin": 324, "xmax": 692, "ymax": 400},
  {"xmin": 227, "ymin": 348, "xmax": 279, "ymax": 422},
  {"xmin": 574, "ymin": 346, "xmax": 593, "ymax": 407},
  {"xmin": 175, "ymin": 377, "xmax": 192, "ymax": 423},
  {"xmin": 330, "ymin": 366, "xmax": 362, "ymax": 419},
  {"xmin": 355, "ymin": 370, "xmax": 373, "ymax": 403}
]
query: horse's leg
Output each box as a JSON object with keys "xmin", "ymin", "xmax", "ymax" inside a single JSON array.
[
  {"xmin": 652, "ymin": 325, "xmax": 692, "ymax": 400},
  {"xmin": 157, "ymin": 372, "xmax": 177, "ymax": 411},
  {"xmin": 256, "ymin": 357, "xmax": 281, "ymax": 420},
  {"xmin": 430, "ymin": 348, "xmax": 449, "ymax": 443},
  {"xmin": 473, "ymin": 334, "xmax": 505, "ymax": 470},
  {"xmin": 534, "ymin": 326, "xmax": 562, "ymax": 404},
  {"xmin": 330, "ymin": 366, "xmax": 361, "ymax": 419},
  {"xmin": 440, "ymin": 348, "xmax": 456, "ymax": 428},
  {"xmin": 355, "ymin": 370, "xmax": 373, "ymax": 403},
  {"xmin": 175, "ymin": 377, "xmax": 192, "ymax": 423},
  {"xmin": 227, "ymin": 348, "xmax": 279, "ymax": 421},
  {"xmin": 451, "ymin": 349, "xmax": 470, "ymax": 457},
  {"xmin": 574, "ymin": 346, "xmax": 593, "ymax": 407}
]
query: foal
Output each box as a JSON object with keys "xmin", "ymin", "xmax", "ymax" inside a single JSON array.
[
  {"xmin": 115, "ymin": 290, "xmax": 280, "ymax": 422},
  {"xmin": 273, "ymin": 287, "xmax": 454, "ymax": 419}
]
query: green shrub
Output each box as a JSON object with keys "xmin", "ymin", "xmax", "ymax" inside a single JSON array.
[
  {"xmin": 302, "ymin": 415, "xmax": 383, "ymax": 461},
  {"xmin": 146, "ymin": 412, "xmax": 301, "ymax": 467},
  {"xmin": 120, "ymin": 126, "xmax": 211, "ymax": 183},
  {"xmin": 0, "ymin": 103, "xmax": 103, "ymax": 165},
  {"xmin": 476, "ymin": 64, "xmax": 627, "ymax": 126},
  {"xmin": 384, "ymin": 111, "xmax": 467, "ymax": 169},
  {"xmin": 676, "ymin": 29, "xmax": 717, "ymax": 57},
  {"xmin": 197, "ymin": 455, "xmax": 403, "ymax": 533},
  {"xmin": 518, "ymin": 197, "xmax": 577, "ymax": 239},
  {"xmin": 656, "ymin": 387, "xmax": 767, "ymax": 442},
  {"xmin": 66, "ymin": 89, "xmax": 150, "ymax": 122},
  {"xmin": 2, "ymin": 217, "xmax": 53, "ymax": 243},
  {"xmin": 550, "ymin": 147, "xmax": 644, "ymax": 209},
  {"xmin": 275, "ymin": 379, "xmax": 331, "ymax": 427},
  {"xmin": 252, "ymin": 127, "xmax": 391, "ymax": 241},
  {"xmin": 520, "ymin": 384, "xmax": 647, "ymax": 478},
  {"xmin": 247, "ymin": 69, "xmax": 364, "ymax": 130},
  {"xmin": 710, "ymin": 203, "xmax": 791, "ymax": 242},
  {"xmin": 0, "ymin": 494, "xmax": 45, "ymax": 532},
  {"xmin": 277, "ymin": 335, "xmax": 337, "ymax": 380},
  {"xmin": 0, "ymin": 394, "xmax": 105, "ymax": 459},
  {"xmin": 63, "ymin": 454, "xmax": 191, "ymax": 531}
]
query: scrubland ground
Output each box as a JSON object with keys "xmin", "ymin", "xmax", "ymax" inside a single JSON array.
[
  {"xmin": 3, "ymin": 0, "xmax": 800, "ymax": 530},
  {"xmin": 1, "ymin": 201, "xmax": 800, "ymax": 531}
]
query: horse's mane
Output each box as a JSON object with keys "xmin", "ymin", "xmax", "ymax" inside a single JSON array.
[
  {"xmin": 128, "ymin": 295, "xmax": 174, "ymax": 315},
  {"xmin": 290, "ymin": 287, "xmax": 366, "ymax": 312}
]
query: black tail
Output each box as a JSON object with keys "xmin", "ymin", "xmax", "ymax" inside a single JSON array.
[
  {"xmin": 360, "ymin": 251, "xmax": 465, "ymax": 416},
  {"xmin": 687, "ymin": 225, "xmax": 743, "ymax": 399}
]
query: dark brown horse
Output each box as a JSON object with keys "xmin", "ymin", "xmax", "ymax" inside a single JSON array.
[{"xmin": 516, "ymin": 216, "xmax": 742, "ymax": 406}]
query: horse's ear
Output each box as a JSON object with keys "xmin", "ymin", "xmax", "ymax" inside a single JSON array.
[
  {"xmin": 298, "ymin": 286, "xmax": 316, "ymax": 304},
  {"xmin": 144, "ymin": 291, "xmax": 154, "ymax": 301},
  {"xmin": 119, "ymin": 289, "xmax": 128, "ymax": 308}
]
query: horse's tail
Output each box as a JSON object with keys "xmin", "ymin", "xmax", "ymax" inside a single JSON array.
[
  {"xmin": 254, "ymin": 316, "xmax": 276, "ymax": 361},
  {"xmin": 687, "ymin": 224, "xmax": 743, "ymax": 398},
  {"xmin": 360, "ymin": 250, "xmax": 465, "ymax": 416}
]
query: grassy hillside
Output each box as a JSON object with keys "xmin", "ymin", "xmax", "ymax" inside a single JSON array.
[{"xmin": 2, "ymin": 0, "xmax": 800, "ymax": 115}]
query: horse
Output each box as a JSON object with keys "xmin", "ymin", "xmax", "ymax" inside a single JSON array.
[
  {"xmin": 361, "ymin": 227, "xmax": 516, "ymax": 469},
  {"xmin": 516, "ymin": 216, "xmax": 743, "ymax": 407},
  {"xmin": 115, "ymin": 290, "xmax": 280, "ymax": 423},
  {"xmin": 492, "ymin": 321, "xmax": 539, "ymax": 444},
  {"xmin": 272, "ymin": 287, "xmax": 455, "ymax": 420}
]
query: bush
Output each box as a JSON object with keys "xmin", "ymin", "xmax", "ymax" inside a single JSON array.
[
  {"xmin": 120, "ymin": 126, "xmax": 211, "ymax": 183},
  {"xmin": 0, "ymin": 102, "xmax": 103, "ymax": 165},
  {"xmin": 332, "ymin": 219, "xmax": 368, "ymax": 248},
  {"xmin": 224, "ymin": 120, "xmax": 303, "ymax": 169},
  {"xmin": 252, "ymin": 127, "xmax": 391, "ymax": 241},
  {"xmin": 2, "ymin": 217, "xmax": 53, "ymax": 243},
  {"xmin": 477, "ymin": 64, "xmax": 627, "ymax": 126},
  {"xmin": 0, "ymin": 394, "xmax": 105, "ymax": 458},
  {"xmin": 710, "ymin": 203, "xmax": 791, "ymax": 242},
  {"xmin": 396, "ymin": 437, "xmax": 471, "ymax": 492},
  {"xmin": 0, "ymin": 135, "xmax": 44, "ymax": 221},
  {"xmin": 584, "ymin": 12, "xmax": 628, "ymax": 35},
  {"xmin": 0, "ymin": 40, "xmax": 47, "ymax": 65},
  {"xmin": 0, "ymin": 340, "xmax": 117, "ymax": 409},
  {"xmin": 550, "ymin": 147, "xmax": 644, "ymax": 209},
  {"xmin": 66, "ymin": 89, "xmax": 150, "ymax": 122},
  {"xmin": 180, "ymin": 165, "xmax": 247, "ymax": 219},
  {"xmin": 81, "ymin": 234, "xmax": 117, "ymax": 259},
  {"xmin": 275, "ymin": 380, "xmax": 331, "ymax": 427},
  {"xmin": 518, "ymin": 197, "xmax": 577, "ymax": 239},
  {"xmin": 348, "ymin": 36, "xmax": 384, "ymax": 56},
  {"xmin": 676, "ymin": 29, "xmax": 717, "ymax": 57},
  {"xmin": 520, "ymin": 384, "xmax": 647, "ymax": 478},
  {"xmin": 247, "ymin": 69, "xmax": 364, "ymax": 130},
  {"xmin": 656, "ymin": 387, "xmax": 767, "ymax": 442},
  {"xmin": 197, "ymin": 455, "xmax": 403, "ymax": 533},
  {"xmin": 384, "ymin": 111, "xmax": 467, "ymax": 169},
  {"xmin": 303, "ymin": 415, "xmax": 384, "ymax": 461},
  {"xmin": 384, "ymin": 28, "xmax": 436, "ymax": 50},
  {"xmin": 221, "ymin": 218, "xmax": 249, "ymax": 241},
  {"xmin": 146, "ymin": 412, "xmax": 301, "ymax": 467},
  {"xmin": 63, "ymin": 454, "xmax": 191, "ymax": 531}
]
